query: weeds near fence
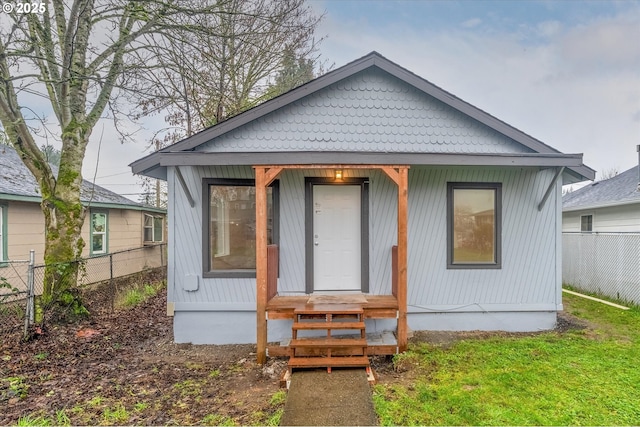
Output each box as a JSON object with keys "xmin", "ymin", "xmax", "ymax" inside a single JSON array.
[
  {"xmin": 117, "ymin": 281, "xmax": 164, "ymax": 309},
  {"xmin": 0, "ymin": 277, "xmax": 20, "ymax": 303}
]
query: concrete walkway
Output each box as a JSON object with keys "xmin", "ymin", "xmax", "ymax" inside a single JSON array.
[{"xmin": 279, "ymin": 368, "xmax": 378, "ymax": 426}]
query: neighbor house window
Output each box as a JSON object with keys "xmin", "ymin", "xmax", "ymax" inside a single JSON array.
[
  {"xmin": 0, "ymin": 203, "xmax": 6, "ymax": 263},
  {"xmin": 90, "ymin": 210, "xmax": 108, "ymax": 255},
  {"xmin": 447, "ymin": 183, "xmax": 502, "ymax": 269},
  {"xmin": 144, "ymin": 214, "xmax": 164, "ymax": 243},
  {"xmin": 580, "ymin": 215, "xmax": 593, "ymax": 232},
  {"xmin": 203, "ymin": 179, "xmax": 278, "ymax": 277}
]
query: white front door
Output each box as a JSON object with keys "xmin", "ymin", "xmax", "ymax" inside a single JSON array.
[{"xmin": 313, "ymin": 185, "xmax": 361, "ymax": 292}]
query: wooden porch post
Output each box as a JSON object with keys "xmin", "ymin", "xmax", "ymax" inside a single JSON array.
[
  {"xmin": 254, "ymin": 167, "xmax": 268, "ymax": 365},
  {"xmin": 397, "ymin": 167, "xmax": 408, "ymax": 352}
]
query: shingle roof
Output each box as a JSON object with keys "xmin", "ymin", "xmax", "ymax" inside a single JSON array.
[
  {"xmin": 0, "ymin": 144, "xmax": 144, "ymax": 208},
  {"xmin": 563, "ymin": 166, "xmax": 640, "ymax": 211}
]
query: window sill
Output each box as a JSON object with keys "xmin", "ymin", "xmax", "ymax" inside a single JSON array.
[
  {"xmin": 203, "ymin": 270, "xmax": 257, "ymax": 279},
  {"xmin": 447, "ymin": 263, "xmax": 502, "ymax": 270}
]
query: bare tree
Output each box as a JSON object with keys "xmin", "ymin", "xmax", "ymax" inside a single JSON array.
[
  {"xmin": 599, "ymin": 168, "xmax": 619, "ymax": 181},
  {"xmin": 0, "ymin": 0, "xmax": 322, "ymax": 315},
  {"xmin": 134, "ymin": 0, "xmax": 322, "ymax": 207},
  {"xmin": 135, "ymin": 0, "xmax": 322, "ymax": 143}
]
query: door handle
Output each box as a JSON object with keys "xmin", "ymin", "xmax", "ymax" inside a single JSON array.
[{"xmin": 314, "ymin": 242, "xmax": 319, "ymax": 246}]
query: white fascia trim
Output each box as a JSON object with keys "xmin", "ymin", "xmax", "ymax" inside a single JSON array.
[{"xmin": 563, "ymin": 199, "xmax": 640, "ymax": 212}]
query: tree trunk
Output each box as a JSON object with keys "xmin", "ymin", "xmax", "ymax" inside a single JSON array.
[{"xmin": 39, "ymin": 130, "xmax": 89, "ymax": 319}]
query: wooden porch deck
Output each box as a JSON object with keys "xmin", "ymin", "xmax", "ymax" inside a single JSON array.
[
  {"xmin": 266, "ymin": 295, "xmax": 400, "ymax": 357},
  {"xmin": 266, "ymin": 295, "xmax": 399, "ymax": 320}
]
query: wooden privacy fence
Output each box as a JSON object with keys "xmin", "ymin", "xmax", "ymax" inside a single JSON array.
[{"xmin": 563, "ymin": 232, "xmax": 640, "ymax": 305}]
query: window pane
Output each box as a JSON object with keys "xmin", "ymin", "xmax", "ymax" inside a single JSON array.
[
  {"xmin": 209, "ymin": 185, "xmax": 272, "ymax": 271},
  {"xmin": 153, "ymin": 217, "xmax": 163, "ymax": 242},
  {"xmin": 92, "ymin": 213, "xmax": 106, "ymax": 233},
  {"xmin": 581, "ymin": 215, "xmax": 592, "ymax": 232},
  {"xmin": 144, "ymin": 227, "xmax": 153, "ymax": 242},
  {"xmin": 92, "ymin": 234, "xmax": 104, "ymax": 253},
  {"xmin": 453, "ymin": 188, "xmax": 495, "ymax": 263}
]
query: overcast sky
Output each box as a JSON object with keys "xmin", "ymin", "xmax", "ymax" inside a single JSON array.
[{"xmin": 83, "ymin": 0, "xmax": 640, "ymax": 200}]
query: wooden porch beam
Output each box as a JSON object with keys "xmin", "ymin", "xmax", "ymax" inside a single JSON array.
[
  {"xmin": 380, "ymin": 166, "xmax": 401, "ymax": 186},
  {"xmin": 259, "ymin": 164, "xmax": 408, "ymax": 170},
  {"xmin": 254, "ymin": 167, "xmax": 268, "ymax": 365},
  {"xmin": 397, "ymin": 167, "xmax": 409, "ymax": 352},
  {"xmin": 265, "ymin": 167, "xmax": 283, "ymax": 186}
]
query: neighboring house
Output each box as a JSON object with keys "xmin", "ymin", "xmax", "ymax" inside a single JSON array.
[
  {"xmin": 131, "ymin": 52, "xmax": 594, "ymax": 362},
  {"xmin": 563, "ymin": 164, "xmax": 640, "ymax": 232},
  {"xmin": 562, "ymin": 163, "xmax": 640, "ymax": 305},
  {"xmin": 0, "ymin": 145, "xmax": 166, "ymax": 265}
]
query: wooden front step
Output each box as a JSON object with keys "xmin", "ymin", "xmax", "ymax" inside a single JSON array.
[
  {"xmin": 290, "ymin": 338, "xmax": 367, "ymax": 348},
  {"xmin": 288, "ymin": 303, "xmax": 370, "ymax": 373},
  {"xmin": 294, "ymin": 304, "xmax": 363, "ymax": 315},
  {"xmin": 292, "ymin": 321, "xmax": 365, "ymax": 331},
  {"xmin": 288, "ymin": 355, "xmax": 370, "ymax": 368},
  {"xmin": 290, "ymin": 337, "xmax": 367, "ymax": 357}
]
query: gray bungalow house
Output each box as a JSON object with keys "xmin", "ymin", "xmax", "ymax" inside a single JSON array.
[{"xmin": 131, "ymin": 52, "xmax": 594, "ymax": 364}]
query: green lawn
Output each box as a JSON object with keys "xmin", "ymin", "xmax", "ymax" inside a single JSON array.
[{"xmin": 373, "ymin": 293, "xmax": 640, "ymax": 425}]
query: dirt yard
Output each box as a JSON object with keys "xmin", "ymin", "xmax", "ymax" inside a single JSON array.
[{"xmin": 0, "ymin": 288, "xmax": 585, "ymax": 425}]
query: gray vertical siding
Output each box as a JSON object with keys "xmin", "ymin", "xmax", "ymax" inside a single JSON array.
[
  {"xmin": 169, "ymin": 165, "xmax": 559, "ymax": 312},
  {"xmin": 171, "ymin": 165, "xmax": 256, "ymax": 304},
  {"xmin": 407, "ymin": 166, "xmax": 559, "ymax": 311}
]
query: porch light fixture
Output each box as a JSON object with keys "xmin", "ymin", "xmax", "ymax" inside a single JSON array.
[{"xmin": 334, "ymin": 169, "xmax": 343, "ymax": 180}]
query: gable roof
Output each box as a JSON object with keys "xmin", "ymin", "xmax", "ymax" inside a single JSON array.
[
  {"xmin": 563, "ymin": 166, "xmax": 640, "ymax": 212},
  {"xmin": 0, "ymin": 145, "xmax": 164, "ymax": 213},
  {"xmin": 131, "ymin": 51, "xmax": 594, "ymax": 183}
]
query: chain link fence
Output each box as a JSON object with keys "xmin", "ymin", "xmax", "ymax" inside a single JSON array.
[
  {"xmin": 563, "ymin": 232, "xmax": 640, "ymax": 305},
  {"xmin": 0, "ymin": 244, "xmax": 167, "ymax": 338},
  {"xmin": 0, "ymin": 258, "xmax": 33, "ymax": 337}
]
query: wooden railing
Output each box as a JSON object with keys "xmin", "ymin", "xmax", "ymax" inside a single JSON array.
[
  {"xmin": 391, "ymin": 245, "xmax": 398, "ymax": 298},
  {"xmin": 267, "ymin": 244, "xmax": 279, "ymax": 301}
]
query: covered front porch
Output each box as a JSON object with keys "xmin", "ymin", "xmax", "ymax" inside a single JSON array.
[{"xmin": 254, "ymin": 165, "xmax": 409, "ymax": 365}]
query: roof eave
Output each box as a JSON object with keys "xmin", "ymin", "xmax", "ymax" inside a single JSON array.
[
  {"xmin": 157, "ymin": 151, "xmax": 588, "ymax": 169},
  {"xmin": 563, "ymin": 198, "xmax": 640, "ymax": 212},
  {"xmin": 562, "ymin": 165, "xmax": 596, "ymax": 184},
  {"xmin": 0, "ymin": 192, "xmax": 165, "ymax": 212}
]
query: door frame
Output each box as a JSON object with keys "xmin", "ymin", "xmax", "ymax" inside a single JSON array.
[{"xmin": 304, "ymin": 177, "xmax": 369, "ymax": 293}]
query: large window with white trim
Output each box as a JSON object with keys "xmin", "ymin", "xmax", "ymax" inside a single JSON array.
[
  {"xmin": 203, "ymin": 179, "xmax": 278, "ymax": 277},
  {"xmin": 447, "ymin": 182, "xmax": 502, "ymax": 269}
]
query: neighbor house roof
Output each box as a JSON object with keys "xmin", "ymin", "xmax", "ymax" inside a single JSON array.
[
  {"xmin": 0, "ymin": 145, "xmax": 164, "ymax": 213},
  {"xmin": 131, "ymin": 51, "xmax": 594, "ymax": 183},
  {"xmin": 563, "ymin": 166, "xmax": 640, "ymax": 212}
]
